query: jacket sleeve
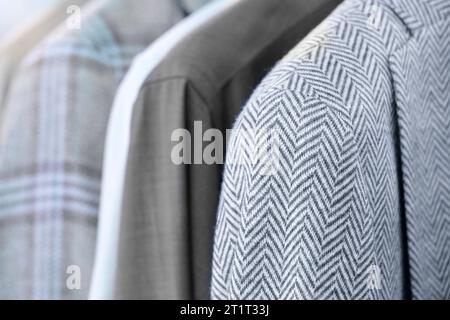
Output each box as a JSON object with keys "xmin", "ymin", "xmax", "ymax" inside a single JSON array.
[{"xmin": 211, "ymin": 86, "xmax": 376, "ymax": 300}]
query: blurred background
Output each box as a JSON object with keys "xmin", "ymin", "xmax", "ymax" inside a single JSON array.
[{"xmin": 0, "ymin": 0, "xmax": 58, "ymax": 41}]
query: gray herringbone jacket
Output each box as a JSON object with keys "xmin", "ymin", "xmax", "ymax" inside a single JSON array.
[{"xmin": 211, "ymin": 0, "xmax": 450, "ymax": 299}]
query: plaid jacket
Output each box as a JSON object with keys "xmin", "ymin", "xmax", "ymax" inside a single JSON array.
[
  {"xmin": 212, "ymin": 0, "xmax": 450, "ymax": 299},
  {"xmin": 0, "ymin": 0, "xmax": 90, "ymax": 118},
  {"xmin": 0, "ymin": 0, "xmax": 183, "ymax": 299}
]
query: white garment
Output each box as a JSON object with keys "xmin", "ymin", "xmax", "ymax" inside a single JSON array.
[{"xmin": 89, "ymin": 0, "xmax": 237, "ymax": 300}]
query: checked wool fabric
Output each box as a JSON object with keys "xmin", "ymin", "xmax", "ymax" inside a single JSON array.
[
  {"xmin": 0, "ymin": 0, "xmax": 183, "ymax": 299},
  {"xmin": 211, "ymin": 0, "xmax": 450, "ymax": 299},
  {"xmin": 0, "ymin": 0, "xmax": 91, "ymax": 111}
]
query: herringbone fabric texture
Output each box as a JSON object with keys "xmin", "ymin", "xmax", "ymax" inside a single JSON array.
[
  {"xmin": 389, "ymin": 3, "xmax": 450, "ymax": 298},
  {"xmin": 0, "ymin": 0, "xmax": 183, "ymax": 299},
  {"xmin": 211, "ymin": 0, "xmax": 450, "ymax": 299}
]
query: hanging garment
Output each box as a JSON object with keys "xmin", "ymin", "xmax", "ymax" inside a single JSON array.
[
  {"xmin": 0, "ymin": 0, "xmax": 184, "ymax": 299},
  {"xmin": 211, "ymin": 0, "xmax": 450, "ymax": 300},
  {"xmin": 177, "ymin": 0, "xmax": 214, "ymax": 13},
  {"xmin": 112, "ymin": 0, "xmax": 342, "ymax": 299},
  {"xmin": 0, "ymin": 0, "xmax": 91, "ymax": 114},
  {"xmin": 89, "ymin": 0, "xmax": 236, "ymax": 300}
]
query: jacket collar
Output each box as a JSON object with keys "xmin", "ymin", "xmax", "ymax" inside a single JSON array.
[{"xmin": 380, "ymin": 0, "xmax": 450, "ymax": 30}]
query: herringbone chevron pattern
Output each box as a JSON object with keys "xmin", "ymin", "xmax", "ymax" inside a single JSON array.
[
  {"xmin": 211, "ymin": 0, "xmax": 450, "ymax": 299},
  {"xmin": 390, "ymin": 12, "xmax": 450, "ymax": 299}
]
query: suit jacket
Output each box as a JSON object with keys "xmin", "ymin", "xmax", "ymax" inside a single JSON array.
[
  {"xmin": 89, "ymin": 0, "xmax": 236, "ymax": 300},
  {"xmin": 0, "ymin": 0, "xmax": 183, "ymax": 299},
  {"xmin": 211, "ymin": 0, "xmax": 450, "ymax": 299},
  {"xmin": 118, "ymin": 0, "xmax": 342, "ymax": 299}
]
